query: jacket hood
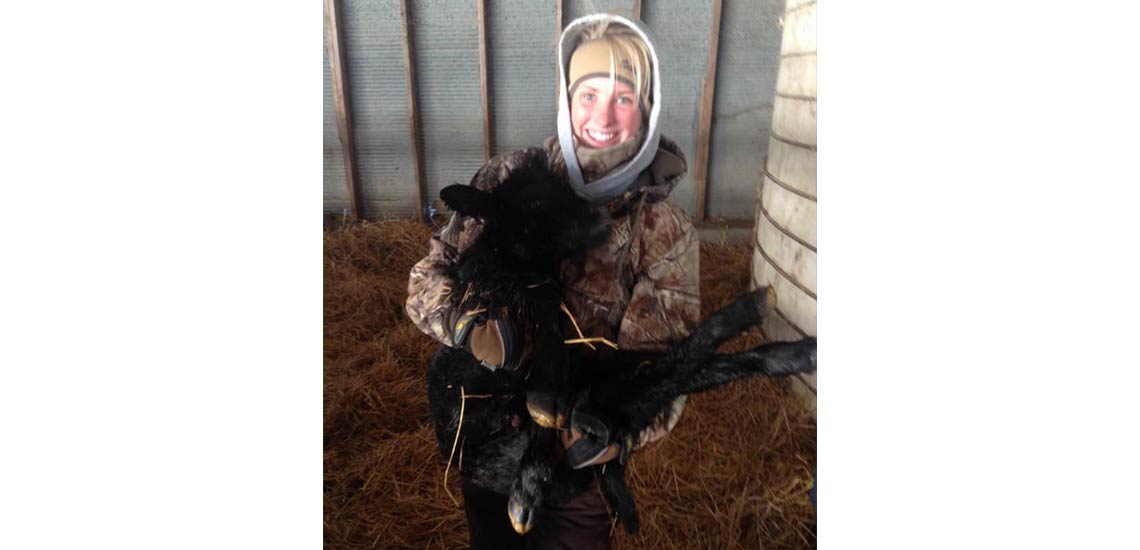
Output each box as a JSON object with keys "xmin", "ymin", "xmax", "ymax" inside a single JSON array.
[
  {"xmin": 543, "ymin": 133, "xmax": 687, "ymax": 213},
  {"xmin": 556, "ymin": 14, "xmax": 663, "ymax": 204}
]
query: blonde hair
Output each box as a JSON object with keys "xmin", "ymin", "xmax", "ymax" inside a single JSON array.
[{"xmin": 572, "ymin": 21, "xmax": 652, "ymax": 114}]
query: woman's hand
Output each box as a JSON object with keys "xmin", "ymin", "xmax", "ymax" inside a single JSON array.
[
  {"xmin": 453, "ymin": 307, "xmax": 527, "ymax": 371},
  {"xmin": 468, "ymin": 319, "xmax": 506, "ymax": 367},
  {"xmin": 560, "ymin": 426, "xmax": 621, "ymax": 466}
]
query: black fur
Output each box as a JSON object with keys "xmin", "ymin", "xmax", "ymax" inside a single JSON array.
[
  {"xmin": 428, "ymin": 155, "xmax": 610, "ymax": 534},
  {"xmin": 567, "ymin": 291, "xmax": 817, "ymax": 469},
  {"xmin": 424, "ymin": 157, "xmax": 817, "ymax": 535}
]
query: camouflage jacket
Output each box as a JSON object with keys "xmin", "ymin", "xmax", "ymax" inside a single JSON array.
[{"xmin": 406, "ymin": 135, "xmax": 700, "ymax": 444}]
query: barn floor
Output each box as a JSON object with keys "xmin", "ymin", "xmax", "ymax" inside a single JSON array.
[{"xmin": 324, "ymin": 219, "xmax": 817, "ymax": 549}]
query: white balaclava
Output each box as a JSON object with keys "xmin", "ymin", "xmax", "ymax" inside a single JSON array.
[{"xmin": 556, "ymin": 14, "xmax": 663, "ymax": 203}]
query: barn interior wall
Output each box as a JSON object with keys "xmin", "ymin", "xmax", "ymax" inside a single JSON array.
[
  {"xmin": 487, "ymin": 0, "xmax": 558, "ymax": 157},
  {"xmin": 641, "ymin": 0, "xmax": 714, "ymax": 217},
  {"xmin": 323, "ymin": 23, "xmax": 349, "ymax": 215},
  {"xmin": 323, "ymin": 0, "xmax": 788, "ymax": 222},
  {"xmin": 342, "ymin": 0, "xmax": 419, "ymax": 218},
  {"xmin": 707, "ymin": 0, "xmax": 782, "ymax": 219}
]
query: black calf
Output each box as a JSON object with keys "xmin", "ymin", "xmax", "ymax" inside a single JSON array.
[
  {"xmin": 428, "ymin": 154, "xmax": 611, "ymax": 534},
  {"xmin": 424, "ymin": 158, "xmax": 817, "ymax": 536}
]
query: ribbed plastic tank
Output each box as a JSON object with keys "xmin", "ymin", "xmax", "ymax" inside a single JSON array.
[{"xmin": 752, "ymin": 0, "xmax": 816, "ymax": 407}]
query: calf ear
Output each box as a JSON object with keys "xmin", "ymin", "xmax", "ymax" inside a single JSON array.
[{"xmin": 440, "ymin": 184, "xmax": 496, "ymax": 218}]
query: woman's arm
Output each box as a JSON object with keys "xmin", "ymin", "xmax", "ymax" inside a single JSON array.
[
  {"xmin": 405, "ymin": 213, "xmax": 484, "ymax": 347},
  {"xmin": 617, "ymin": 201, "xmax": 701, "ymax": 448},
  {"xmin": 617, "ymin": 202, "xmax": 701, "ymax": 352},
  {"xmin": 405, "ymin": 148, "xmax": 546, "ymax": 348}
]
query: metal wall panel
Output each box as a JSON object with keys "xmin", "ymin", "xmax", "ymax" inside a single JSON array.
[
  {"xmin": 341, "ymin": 0, "xmax": 418, "ymax": 218},
  {"xmin": 487, "ymin": 0, "xmax": 558, "ymax": 155},
  {"xmin": 323, "ymin": 0, "xmax": 790, "ymax": 223},
  {"xmin": 324, "ymin": 22, "xmax": 349, "ymax": 215},
  {"xmin": 564, "ymin": 0, "xmax": 636, "ymax": 23},
  {"xmin": 706, "ymin": 0, "xmax": 783, "ymax": 219},
  {"xmin": 409, "ymin": 0, "xmax": 485, "ymax": 215},
  {"xmin": 642, "ymin": 0, "xmax": 714, "ymax": 218}
]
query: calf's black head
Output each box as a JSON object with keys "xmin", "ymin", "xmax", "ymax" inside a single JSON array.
[{"xmin": 440, "ymin": 158, "xmax": 610, "ymax": 271}]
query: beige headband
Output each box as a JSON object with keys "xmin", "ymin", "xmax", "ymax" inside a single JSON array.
[{"xmin": 567, "ymin": 39, "xmax": 648, "ymax": 112}]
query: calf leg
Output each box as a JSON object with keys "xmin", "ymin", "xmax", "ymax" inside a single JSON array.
[
  {"xmin": 571, "ymin": 338, "xmax": 817, "ymax": 447},
  {"xmin": 524, "ymin": 339, "xmax": 572, "ymax": 430},
  {"xmin": 506, "ymin": 425, "xmax": 558, "ymax": 535},
  {"xmin": 673, "ymin": 287, "xmax": 774, "ymax": 360},
  {"xmin": 600, "ymin": 463, "xmax": 639, "ymax": 533},
  {"xmin": 669, "ymin": 338, "xmax": 817, "ymax": 397}
]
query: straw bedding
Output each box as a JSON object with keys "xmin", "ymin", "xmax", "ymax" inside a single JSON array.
[{"xmin": 324, "ymin": 219, "xmax": 816, "ymax": 549}]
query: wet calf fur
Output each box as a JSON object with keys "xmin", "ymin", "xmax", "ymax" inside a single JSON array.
[
  {"xmin": 428, "ymin": 155, "xmax": 612, "ymax": 534},
  {"xmin": 424, "ymin": 158, "xmax": 817, "ymax": 534}
]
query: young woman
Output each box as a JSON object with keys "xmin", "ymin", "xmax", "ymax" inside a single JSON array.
[{"xmin": 407, "ymin": 14, "xmax": 699, "ymax": 549}]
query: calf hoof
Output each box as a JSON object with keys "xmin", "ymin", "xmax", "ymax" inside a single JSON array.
[
  {"xmin": 618, "ymin": 510, "xmax": 640, "ymax": 534},
  {"xmin": 763, "ymin": 285, "xmax": 777, "ymax": 313},
  {"xmin": 743, "ymin": 286, "xmax": 775, "ymax": 323},
  {"xmin": 799, "ymin": 337, "xmax": 817, "ymax": 373},
  {"xmin": 526, "ymin": 391, "xmax": 563, "ymax": 429},
  {"xmin": 507, "ymin": 496, "xmax": 535, "ymax": 535}
]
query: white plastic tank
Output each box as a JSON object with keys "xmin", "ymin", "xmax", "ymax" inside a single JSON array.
[{"xmin": 752, "ymin": 0, "xmax": 816, "ymax": 406}]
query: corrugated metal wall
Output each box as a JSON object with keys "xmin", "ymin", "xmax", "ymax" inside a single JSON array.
[
  {"xmin": 323, "ymin": 23, "xmax": 349, "ymax": 214},
  {"xmin": 707, "ymin": 0, "xmax": 782, "ymax": 218},
  {"xmin": 324, "ymin": 0, "xmax": 785, "ymax": 220},
  {"xmin": 408, "ymin": 0, "xmax": 486, "ymax": 215},
  {"xmin": 641, "ymin": 0, "xmax": 713, "ymax": 218},
  {"xmin": 487, "ymin": 1, "xmax": 558, "ymax": 155},
  {"xmin": 342, "ymin": 0, "xmax": 419, "ymax": 216},
  {"xmin": 564, "ymin": 0, "xmax": 636, "ymax": 23}
]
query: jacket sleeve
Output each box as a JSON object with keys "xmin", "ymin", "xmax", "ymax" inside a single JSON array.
[
  {"xmin": 616, "ymin": 202, "xmax": 701, "ymax": 449},
  {"xmin": 405, "ymin": 149, "xmax": 540, "ymax": 346},
  {"xmin": 405, "ymin": 213, "xmax": 484, "ymax": 347},
  {"xmin": 617, "ymin": 202, "xmax": 701, "ymax": 352}
]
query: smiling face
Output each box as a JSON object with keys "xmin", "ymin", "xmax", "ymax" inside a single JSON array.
[{"xmin": 570, "ymin": 76, "xmax": 643, "ymax": 149}]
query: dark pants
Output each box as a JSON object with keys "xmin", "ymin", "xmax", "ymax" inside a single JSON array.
[{"xmin": 461, "ymin": 477, "xmax": 613, "ymax": 550}]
